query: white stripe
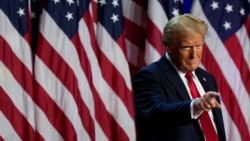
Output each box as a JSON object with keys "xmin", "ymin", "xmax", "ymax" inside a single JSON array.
[
  {"xmin": 96, "ymin": 23, "xmax": 132, "ymax": 90},
  {"xmin": 236, "ymin": 25, "xmax": 250, "ymax": 70},
  {"xmin": 192, "ymin": 0, "xmax": 250, "ymax": 134},
  {"xmin": 145, "ymin": 0, "xmax": 168, "ymax": 64},
  {"xmin": 79, "ymin": 20, "xmax": 136, "ymax": 140},
  {"xmin": 0, "ymin": 10, "xmax": 32, "ymax": 72},
  {"xmin": 199, "ymin": 63, "xmax": 206, "ymax": 70},
  {"xmin": 39, "ymin": 10, "xmax": 107, "ymax": 141},
  {"xmin": 148, "ymin": 0, "xmax": 168, "ymax": 33},
  {"xmin": 122, "ymin": 0, "xmax": 146, "ymax": 27},
  {"xmin": 221, "ymin": 102, "xmax": 242, "ymax": 141},
  {"xmin": 33, "ymin": 104, "xmax": 64, "ymax": 141},
  {"xmin": 0, "ymin": 112, "xmax": 22, "ymax": 141},
  {"xmin": 0, "ymin": 62, "xmax": 62, "ymax": 141},
  {"xmin": 145, "ymin": 40, "xmax": 161, "ymax": 64},
  {"xmin": 125, "ymin": 39, "xmax": 144, "ymax": 67}
]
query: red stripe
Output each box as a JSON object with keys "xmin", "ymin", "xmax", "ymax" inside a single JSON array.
[
  {"xmin": 35, "ymin": 34, "xmax": 93, "ymax": 140},
  {"xmin": 146, "ymin": 17, "xmax": 165, "ymax": 55},
  {"xmin": 223, "ymin": 35, "xmax": 250, "ymax": 96},
  {"xmin": 116, "ymin": 34, "xmax": 128, "ymax": 58},
  {"xmin": 83, "ymin": 12, "xmax": 131, "ymax": 141},
  {"xmin": 0, "ymin": 88, "xmax": 44, "ymax": 141},
  {"xmin": 202, "ymin": 45, "xmax": 250, "ymax": 141},
  {"xmin": 132, "ymin": 0, "xmax": 147, "ymax": 10},
  {"xmin": 0, "ymin": 136, "xmax": 3, "ymax": 141},
  {"xmin": 245, "ymin": 16, "xmax": 250, "ymax": 38},
  {"xmin": 91, "ymin": 0, "xmax": 98, "ymax": 24},
  {"xmin": 124, "ymin": 18, "xmax": 147, "ymax": 76},
  {"xmin": 23, "ymin": 2, "xmax": 32, "ymax": 45},
  {"xmin": 129, "ymin": 62, "xmax": 144, "ymax": 78},
  {"xmin": 124, "ymin": 18, "xmax": 146, "ymax": 50}
]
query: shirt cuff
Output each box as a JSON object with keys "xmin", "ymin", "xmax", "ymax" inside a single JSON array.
[{"xmin": 190, "ymin": 99, "xmax": 203, "ymax": 119}]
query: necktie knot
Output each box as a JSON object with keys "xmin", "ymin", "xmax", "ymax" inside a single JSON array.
[
  {"xmin": 185, "ymin": 72, "xmax": 193, "ymax": 80},
  {"xmin": 185, "ymin": 72, "xmax": 199, "ymax": 98}
]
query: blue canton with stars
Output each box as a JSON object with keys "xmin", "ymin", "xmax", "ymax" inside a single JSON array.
[
  {"xmin": 98, "ymin": 0, "xmax": 124, "ymax": 40},
  {"xmin": 200, "ymin": 0, "xmax": 250, "ymax": 42},
  {"xmin": 158, "ymin": 0, "xmax": 193, "ymax": 19},
  {"xmin": 158, "ymin": 0, "xmax": 185, "ymax": 19},
  {"xmin": 0, "ymin": 0, "xmax": 29, "ymax": 36},
  {"xmin": 45, "ymin": 0, "xmax": 90, "ymax": 39}
]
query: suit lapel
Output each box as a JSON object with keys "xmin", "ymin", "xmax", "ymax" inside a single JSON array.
[
  {"xmin": 195, "ymin": 69, "xmax": 226, "ymax": 140},
  {"xmin": 195, "ymin": 70, "xmax": 210, "ymax": 92},
  {"xmin": 158, "ymin": 56, "xmax": 191, "ymax": 100}
]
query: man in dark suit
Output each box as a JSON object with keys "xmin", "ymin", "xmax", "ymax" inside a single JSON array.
[{"xmin": 133, "ymin": 14, "xmax": 226, "ymax": 141}]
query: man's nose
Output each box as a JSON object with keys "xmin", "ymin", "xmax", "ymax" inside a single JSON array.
[{"xmin": 190, "ymin": 47, "xmax": 197, "ymax": 58}]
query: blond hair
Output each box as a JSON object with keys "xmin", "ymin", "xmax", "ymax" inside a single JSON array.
[{"xmin": 162, "ymin": 14, "xmax": 208, "ymax": 46}]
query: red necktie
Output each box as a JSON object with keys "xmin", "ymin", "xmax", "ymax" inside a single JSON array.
[{"xmin": 185, "ymin": 72, "xmax": 219, "ymax": 141}]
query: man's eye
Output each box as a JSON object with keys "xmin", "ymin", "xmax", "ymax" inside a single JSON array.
[
  {"xmin": 180, "ymin": 46, "xmax": 192, "ymax": 51},
  {"xmin": 180, "ymin": 45, "xmax": 203, "ymax": 51}
]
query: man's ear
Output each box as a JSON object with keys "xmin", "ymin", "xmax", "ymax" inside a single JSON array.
[{"xmin": 164, "ymin": 45, "xmax": 171, "ymax": 54}]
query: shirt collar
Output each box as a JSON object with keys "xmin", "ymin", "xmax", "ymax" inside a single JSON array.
[{"xmin": 165, "ymin": 53, "xmax": 195, "ymax": 78}]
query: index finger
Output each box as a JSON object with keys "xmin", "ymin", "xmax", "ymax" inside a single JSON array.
[{"xmin": 206, "ymin": 91, "xmax": 220, "ymax": 97}]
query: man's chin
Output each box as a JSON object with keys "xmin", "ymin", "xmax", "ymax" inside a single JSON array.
[{"xmin": 182, "ymin": 66, "xmax": 198, "ymax": 72}]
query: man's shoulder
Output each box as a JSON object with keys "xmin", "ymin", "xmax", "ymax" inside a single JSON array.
[
  {"xmin": 137, "ymin": 61, "xmax": 160, "ymax": 74},
  {"xmin": 195, "ymin": 67, "xmax": 215, "ymax": 78},
  {"xmin": 138, "ymin": 57, "xmax": 169, "ymax": 72},
  {"xmin": 134, "ymin": 59, "xmax": 168, "ymax": 79}
]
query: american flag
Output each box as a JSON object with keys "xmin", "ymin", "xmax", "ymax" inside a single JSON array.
[
  {"xmin": 0, "ymin": 0, "xmax": 249, "ymax": 141},
  {"xmin": 0, "ymin": 0, "xmax": 39, "ymax": 140}
]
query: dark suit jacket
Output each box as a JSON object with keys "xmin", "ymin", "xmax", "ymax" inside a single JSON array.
[{"xmin": 133, "ymin": 56, "xmax": 226, "ymax": 141}]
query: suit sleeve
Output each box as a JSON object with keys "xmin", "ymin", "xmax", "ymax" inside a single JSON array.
[{"xmin": 133, "ymin": 68, "xmax": 196, "ymax": 126}]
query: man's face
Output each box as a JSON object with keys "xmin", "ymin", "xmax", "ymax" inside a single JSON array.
[{"xmin": 167, "ymin": 32, "xmax": 204, "ymax": 73}]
